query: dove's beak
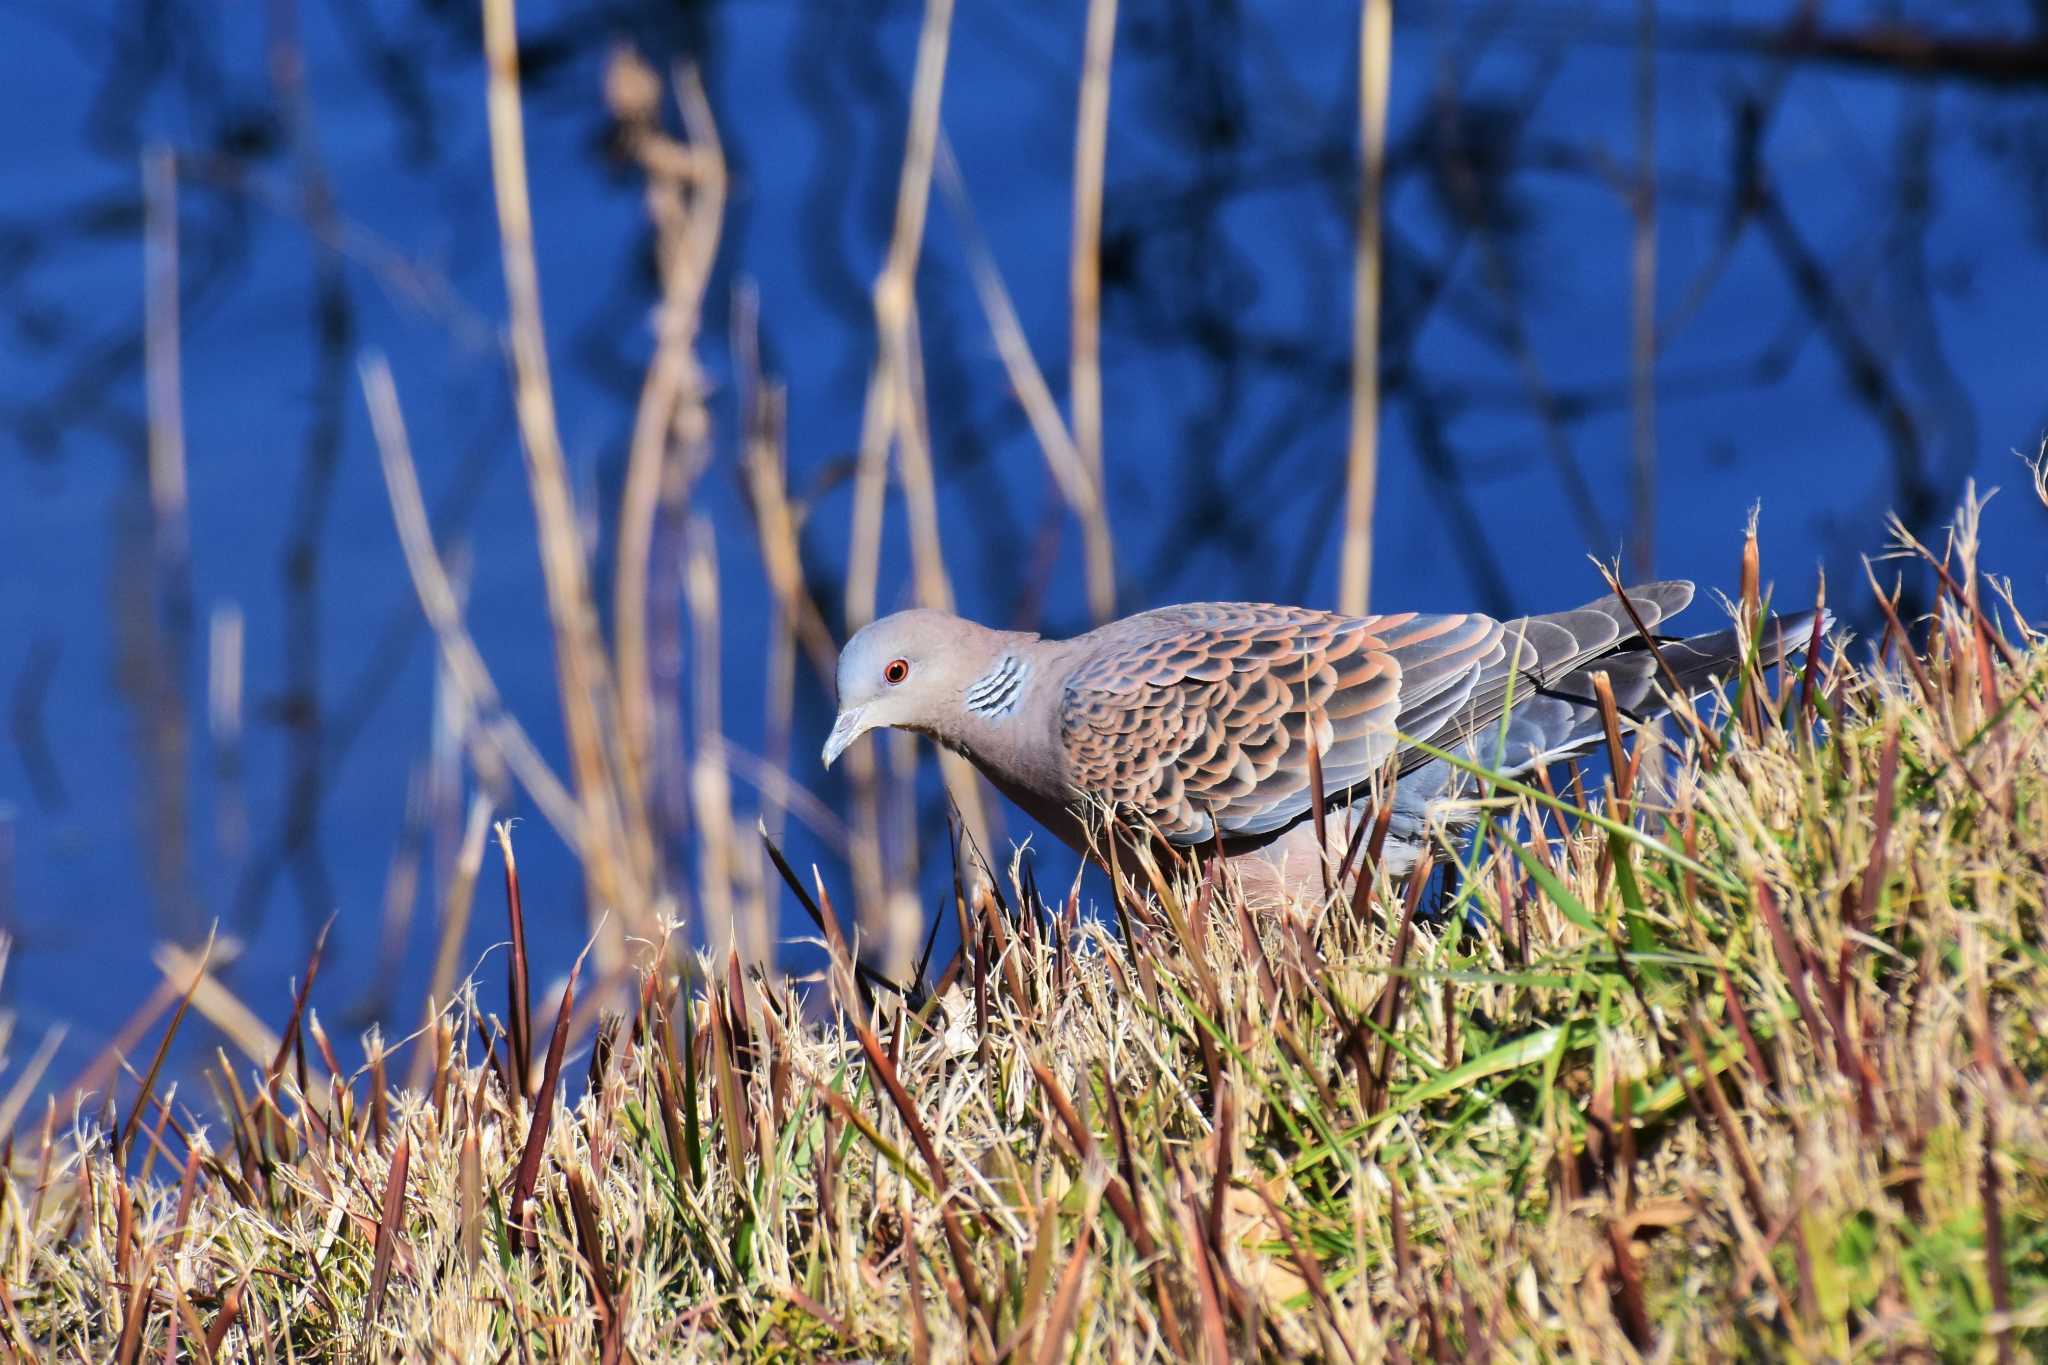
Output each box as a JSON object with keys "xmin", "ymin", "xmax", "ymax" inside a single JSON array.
[{"xmin": 821, "ymin": 707, "xmax": 871, "ymax": 769}]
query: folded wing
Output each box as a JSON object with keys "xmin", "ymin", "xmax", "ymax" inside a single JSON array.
[{"xmin": 1057, "ymin": 583, "xmax": 1706, "ymax": 844}]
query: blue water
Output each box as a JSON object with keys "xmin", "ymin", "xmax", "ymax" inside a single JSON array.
[{"xmin": 2, "ymin": 0, "xmax": 2045, "ymax": 1091}]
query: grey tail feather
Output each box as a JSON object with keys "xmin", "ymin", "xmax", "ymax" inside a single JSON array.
[
  {"xmin": 1523, "ymin": 606, "xmax": 1832, "ymax": 762},
  {"xmin": 1441, "ymin": 606, "xmax": 1829, "ymax": 781}
]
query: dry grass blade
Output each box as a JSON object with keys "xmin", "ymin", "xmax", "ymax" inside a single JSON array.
[
  {"xmin": 1605, "ymin": 1218, "xmax": 1653, "ymax": 1350},
  {"xmin": 1031, "ymin": 1224, "xmax": 1093, "ymax": 1365},
  {"xmin": 201, "ymin": 1280, "xmax": 243, "ymax": 1357},
  {"xmin": 1306, "ymin": 707, "xmax": 1332, "ymax": 900},
  {"xmin": 1029, "ymin": 1061, "xmax": 1141, "ymax": 1248},
  {"xmin": 1597, "ymin": 562, "xmax": 1717, "ymax": 757},
  {"xmin": 511, "ymin": 935, "xmax": 594, "ymax": 1249},
  {"xmin": 497, "ymin": 819, "xmax": 533, "ymax": 1101},
  {"xmin": 458, "ymin": 1129, "xmax": 482, "ymax": 1274},
  {"xmin": 1590, "ymin": 671, "xmax": 1630, "ymax": 805},
  {"xmin": 848, "ymin": 1006, "xmax": 984, "ymax": 1321},
  {"xmin": 115, "ymin": 931, "xmax": 213, "ymax": 1164},
  {"xmin": 1177, "ymin": 1186, "xmax": 1233, "ymax": 1365},
  {"xmin": 1854, "ymin": 723, "xmax": 1900, "ymax": 935},
  {"xmin": 564, "ymin": 1170, "xmax": 616, "ymax": 1336},
  {"xmin": 1983, "ymin": 1095, "xmax": 2014, "ymax": 1365},
  {"xmin": 707, "ymin": 984, "xmax": 753, "ymax": 1168},
  {"xmin": 265, "ymin": 916, "xmax": 332, "ymax": 1105},
  {"xmin": 758, "ymin": 827, "xmax": 910, "ymax": 1007},
  {"xmin": 901, "ymin": 1192, "xmax": 932, "ymax": 1364},
  {"xmin": 363, "ymin": 1132, "xmax": 410, "ymax": 1338}
]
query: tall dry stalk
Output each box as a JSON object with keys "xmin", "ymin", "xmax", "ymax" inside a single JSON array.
[
  {"xmin": 143, "ymin": 146, "xmax": 188, "ymax": 573},
  {"xmin": 682, "ymin": 519, "xmax": 749, "ymax": 965},
  {"xmin": 838, "ymin": 0, "xmax": 1005, "ymax": 975},
  {"xmin": 1339, "ymin": 0, "xmax": 1392, "ymax": 615},
  {"xmin": 361, "ymin": 354, "xmax": 583, "ymax": 849},
  {"xmin": 844, "ymin": 0, "xmax": 954, "ymax": 634},
  {"xmin": 611, "ymin": 52, "xmax": 726, "ymax": 836},
  {"xmin": 482, "ymin": 0, "xmax": 652, "ymax": 968},
  {"xmin": 1070, "ymin": 0, "xmax": 1119, "ymax": 625}
]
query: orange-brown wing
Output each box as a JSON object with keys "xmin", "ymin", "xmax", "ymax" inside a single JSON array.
[{"xmin": 1056, "ymin": 603, "xmax": 1509, "ymax": 842}]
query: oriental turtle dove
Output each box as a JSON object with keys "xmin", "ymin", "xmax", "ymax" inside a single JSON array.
[{"xmin": 824, "ymin": 584, "xmax": 1827, "ymax": 903}]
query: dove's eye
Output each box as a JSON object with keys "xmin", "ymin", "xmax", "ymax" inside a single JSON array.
[{"xmin": 883, "ymin": 658, "xmax": 911, "ymax": 686}]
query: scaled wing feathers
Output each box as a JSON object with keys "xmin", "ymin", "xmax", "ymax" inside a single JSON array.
[{"xmin": 1056, "ymin": 584, "xmax": 1699, "ymax": 845}]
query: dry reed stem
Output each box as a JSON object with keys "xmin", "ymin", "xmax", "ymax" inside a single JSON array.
[
  {"xmin": 936, "ymin": 148, "xmax": 1100, "ymax": 531},
  {"xmin": 683, "ymin": 518, "xmax": 745, "ymax": 964},
  {"xmin": 845, "ymin": 0, "xmax": 954, "ymax": 633},
  {"xmin": 736, "ymin": 353, "xmax": 837, "ymax": 683},
  {"xmin": 612, "ymin": 52, "xmax": 725, "ymax": 836},
  {"xmin": 482, "ymin": 0, "xmax": 650, "ymax": 967},
  {"xmin": 892, "ymin": 311, "xmax": 998, "ymax": 912},
  {"xmin": 1630, "ymin": 0, "xmax": 1660, "ymax": 577},
  {"xmin": 1069, "ymin": 0, "xmax": 1119, "ymax": 624},
  {"xmin": 1339, "ymin": 0, "xmax": 1392, "ymax": 615},
  {"xmin": 142, "ymin": 146, "xmax": 188, "ymax": 571},
  {"xmin": 733, "ymin": 324, "xmax": 835, "ymax": 927},
  {"xmin": 206, "ymin": 603, "xmax": 243, "ymax": 748},
  {"xmin": 840, "ymin": 0, "xmax": 1001, "ymax": 973},
  {"xmin": 360, "ymin": 353, "xmax": 583, "ymax": 848},
  {"xmin": 409, "ymin": 794, "xmax": 494, "ymax": 1091}
]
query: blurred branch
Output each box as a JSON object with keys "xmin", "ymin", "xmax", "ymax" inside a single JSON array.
[
  {"xmin": 1431, "ymin": 84, "xmax": 1616, "ymax": 559},
  {"xmin": 1685, "ymin": 19, "xmax": 2048, "ymax": 89},
  {"xmin": 8, "ymin": 639, "xmax": 66, "ymax": 813},
  {"xmin": 1453, "ymin": 9, "xmax": 2048, "ymax": 89},
  {"xmin": 1746, "ymin": 143, "xmax": 1937, "ymax": 533},
  {"xmin": 1070, "ymin": 0, "xmax": 1118, "ymax": 624},
  {"xmin": 178, "ymin": 152, "xmax": 497, "ymax": 353},
  {"xmin": 1339, "ymin": 0, "xmax": 1391, "ymax": 615}
]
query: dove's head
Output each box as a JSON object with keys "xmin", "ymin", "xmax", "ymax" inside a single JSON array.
[{"xmin": 823, "ymin": 609, "xmax": 1013, "ymax": 768}]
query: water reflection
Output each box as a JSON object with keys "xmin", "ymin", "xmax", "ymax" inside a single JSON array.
[{"xmin": 1, "ymin": 0, "xmax": 2045, "ymax": 1093}]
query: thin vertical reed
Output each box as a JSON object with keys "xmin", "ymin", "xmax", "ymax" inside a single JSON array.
[
  {"xmin": 1628, "ymin": 0, "xmax": 1660, "ymax": 577},
  {"xmin": 1338, "ymin": 0, "xmax": 1392, "ymax": 615},
  {"xmin": 1070, "ymin": 0, "xmax": 1118, "ymax": 624},
  {"xmin": 481, "ymin": 0, "xmax": 648, "ymax": 967}
]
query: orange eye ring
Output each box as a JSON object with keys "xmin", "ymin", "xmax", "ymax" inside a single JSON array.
[{"xmin": 883, "ymin": 658, "xmax": 910, "ymax": 686}]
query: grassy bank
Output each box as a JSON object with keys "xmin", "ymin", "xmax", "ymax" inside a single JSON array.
[{"xmin": 4, "ymin": 528, "xmax": 2045, "ymax": 1360}]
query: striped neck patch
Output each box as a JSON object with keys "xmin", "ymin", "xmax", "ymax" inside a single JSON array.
[{"xmin": 964, "ymin": 654, "xmax": 1028, "ymax": 718}]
